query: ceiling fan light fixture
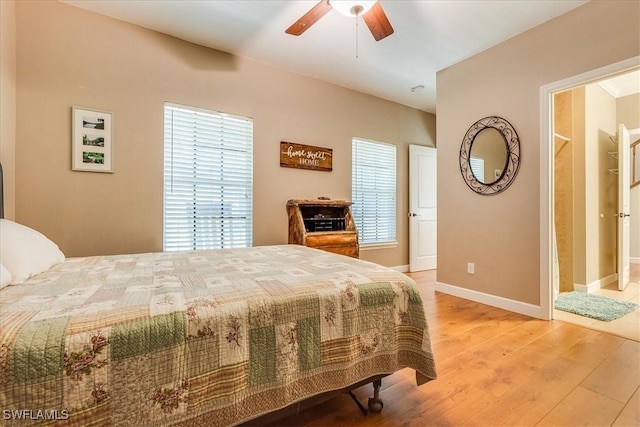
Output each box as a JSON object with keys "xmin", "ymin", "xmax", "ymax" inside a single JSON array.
[
  {"xmin": 286, "ymin": 0, "xmax": 393, "ymax": 42},
  {"xmin": 330, "ymin": 0, "xmax": 377, "ymax": 17}
]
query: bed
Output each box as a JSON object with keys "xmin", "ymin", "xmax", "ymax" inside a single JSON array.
[{"xmin": 0, "ymin": 170, "xmax": 436, "ymax": 426}]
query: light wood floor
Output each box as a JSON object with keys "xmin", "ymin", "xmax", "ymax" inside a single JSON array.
[
  {"xmin": 554, "ymin": 263, "xmax": 640, "ymax": 342},
  {"xmin": 269, "ymin": 270, "xmax": 640, "ymax": 427}
]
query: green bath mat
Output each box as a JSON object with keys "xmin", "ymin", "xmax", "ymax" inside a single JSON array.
[{"xmin": 555, "ymin": 291, "xmax": 639, "ymax": 322}]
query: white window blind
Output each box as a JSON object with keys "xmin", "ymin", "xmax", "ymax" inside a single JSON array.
[
  {"xmin": 163, "ymin": 103, "xmax": 253, "ymax": 251},
  {"xmin": 351, "ymin": 138, "xmax": 397, "ymax": 245},
  {"xmin": 470, "ymin": 156, "xmax": 485, "ymax": 182}
]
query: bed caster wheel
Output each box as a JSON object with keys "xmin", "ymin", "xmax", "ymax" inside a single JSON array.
[{"xmin": 368, "ymin": 397, "xmax": 383, "ymax": 412}]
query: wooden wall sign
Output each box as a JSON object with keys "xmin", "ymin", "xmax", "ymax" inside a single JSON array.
[{"xmin": 280, "ymin": 141, "xmax": 333, "ymax": 171}]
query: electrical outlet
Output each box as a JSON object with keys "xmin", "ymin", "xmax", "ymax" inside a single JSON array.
[{"xmin": 467, "ymin": 263, "xmax": 475, "ymax": 274}]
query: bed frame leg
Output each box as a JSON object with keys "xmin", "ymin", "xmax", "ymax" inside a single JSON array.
[
  {"xmin": 348, "ymin": 391, "xmax": 369, "ymax": 415},
  {"xmin": 367, "ymin": 379, "xmax": 384, "ymax": 412}
]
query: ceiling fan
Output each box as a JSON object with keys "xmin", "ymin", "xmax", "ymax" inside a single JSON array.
[{"xmin": 285, "ymin": 1, "xmax": 394, "ymax": 41}]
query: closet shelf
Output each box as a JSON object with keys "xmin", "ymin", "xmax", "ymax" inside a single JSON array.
[
  {"xmin": 608, "ymin": 151, "xmax": 618, "ymax": 159},
  {"xmin": 608, "ymin": 168, "xmax": 619, "ymax": 174},
  {"xmin": 554, "ymin": 133, "xmax": 571, "ymax": 142}
]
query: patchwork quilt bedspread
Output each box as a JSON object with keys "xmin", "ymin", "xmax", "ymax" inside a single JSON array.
[{"xmin": 0, "ymin": 245, "xmax": 436, "ymax": 426}]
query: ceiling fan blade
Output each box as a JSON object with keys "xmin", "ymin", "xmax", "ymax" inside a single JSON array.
[
  {"xmin": 362, "ymin": 2, "xmax": 394, "ymax": 41},
  {"xmin": 285, "ymin": 0, "xmax": 333, "ymax": 36}
]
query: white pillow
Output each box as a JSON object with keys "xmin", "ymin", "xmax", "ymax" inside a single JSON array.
[
  {"xmin": 0, "ymin": 263, "xmax": 11, "ymax": 289},
  {"xmin": 0, "ymin": 219, "xmax": 65, "ymax": 284}
]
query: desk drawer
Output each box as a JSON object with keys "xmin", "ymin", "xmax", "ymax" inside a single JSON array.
[{"xmin": 305, "ymin": 232, "xmax": 357, "ymax": 248}]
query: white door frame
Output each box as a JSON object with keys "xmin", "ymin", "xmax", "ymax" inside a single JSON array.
[{"xmin": 539, "ymin": 56, "xmax": 640, "ymax": 320}]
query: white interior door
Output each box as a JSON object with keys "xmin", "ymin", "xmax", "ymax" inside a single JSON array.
[
  {"xmin": 409, "ymin": 145, "xmax": 437, "ymax": 272},
  {"xmin": 618, "ymin": 124, "xmax": 631, "ymax": 290}
]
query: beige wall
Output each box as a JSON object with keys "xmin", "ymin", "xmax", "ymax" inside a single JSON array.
[
  {"xmin": 584, "ymin": 84, "xmax": 617, "ymax": 285},
  {"xmin": 0, "ymin": 0, "xmax": 16, "ymax": 220},
  {"xmin": 13, "ymin": 1, "xmax": 435, "ymax": 262},
  {"xmin": 572, "ymin": 88, "xmax": 587, "ymax": 287},
  {"xmin": 617, "ymin": 93, "xmax": 640, "ymax": 129},
  {"xmin": 437, "ymin": 0, "xmax": 640, "ymax": 305}
]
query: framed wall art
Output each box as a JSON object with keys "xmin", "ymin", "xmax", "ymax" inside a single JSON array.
[
  {"xmin": 280, "ymin": 141, "xmax": 332, "ymax": 172},
  {"xmin": 71, "ymin": 106, "xmax": 113, "ymax": 173}
]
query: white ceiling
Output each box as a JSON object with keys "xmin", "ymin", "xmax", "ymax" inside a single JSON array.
[
  {"xmin": 61, "ymin": 0, "xmax": 593, "ymax": 113},
  {"xmin": 598, "ymin": 70, "xmax": 640, "ymax": 98}
]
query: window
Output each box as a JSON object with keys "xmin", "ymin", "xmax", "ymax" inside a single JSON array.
[
  {"xmin": 351, "ymin": 138, "xmax": 397, "ymax": 246},
  {"xmin": 163, "ymin": 103, "xmax": 253, "ymax": 251},
  {"xmin": 469, "ymin": 156, "xmax": 485, "ymax": 182}
]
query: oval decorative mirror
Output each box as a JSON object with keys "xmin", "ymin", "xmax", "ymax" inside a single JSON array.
[{"xmin": 459, "ymin": 116, "xmax": 521, "ymax": 195}]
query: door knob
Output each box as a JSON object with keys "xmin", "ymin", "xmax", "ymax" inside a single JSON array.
[
  {"xmin": 619, "ymin": 213, "xmax": 631, "ymax": 218},
  {"xmin": 408, "ymin": 212, "xmax": 418, "ymax": 217}
]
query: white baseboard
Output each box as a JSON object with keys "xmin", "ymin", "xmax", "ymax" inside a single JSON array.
[
  {"xmin": 573, "ymin": 273, "xmax": 617, "ymax": 293},
  {"xmin": 435, "ymin": 281, "xmax": 542, "ymax": 319},
  {"xmin": 391, "ymin": 264, "xmax": 409, "ymax": 273},
  {"xmin": 631, "ymin": 257, "xmax": 640, "ymax": 264}
]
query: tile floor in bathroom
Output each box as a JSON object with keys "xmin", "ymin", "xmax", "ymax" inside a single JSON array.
[{"xmin": 554, "ymin": 263, "xmax": 640, "ymax": 342}]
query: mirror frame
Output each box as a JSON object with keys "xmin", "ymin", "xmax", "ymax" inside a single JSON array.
[{"xmin": 459, "ymin": 116, "xmax": 521, "ymax": 195}]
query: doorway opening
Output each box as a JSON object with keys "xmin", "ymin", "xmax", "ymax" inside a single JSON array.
[{"xmin": 540, "ymin": 56, "xmax": 640, "ymax": 340}]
